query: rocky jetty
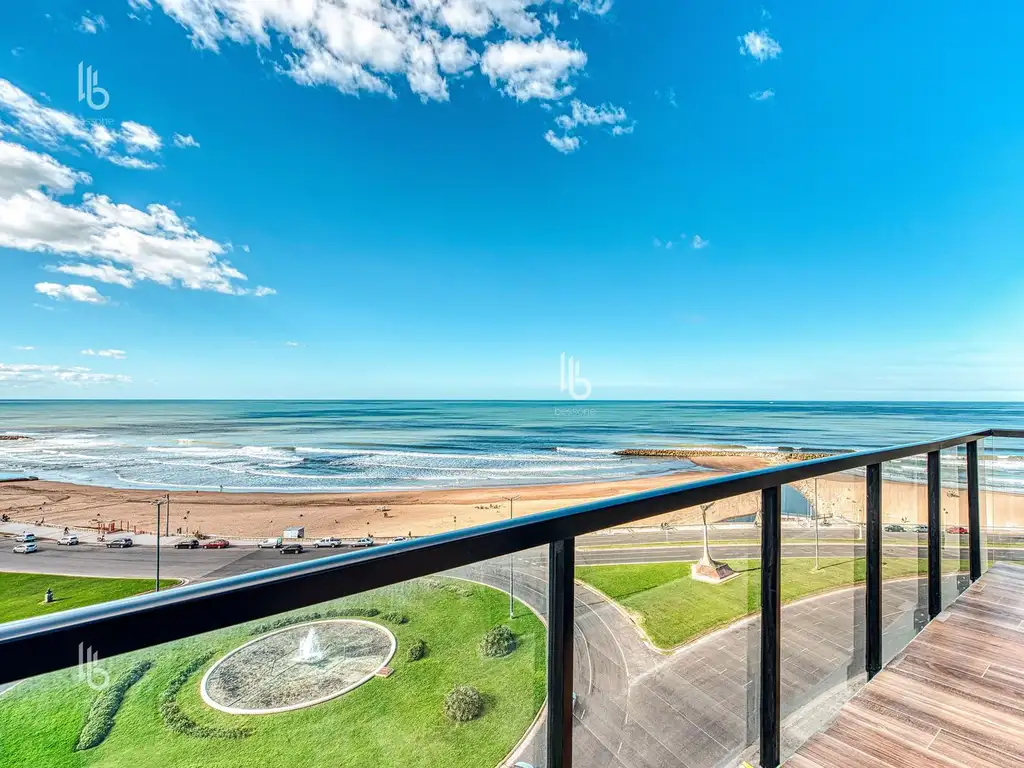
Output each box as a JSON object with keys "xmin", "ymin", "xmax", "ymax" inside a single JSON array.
[
  {"xmin": 0, "ymin": 435, "xmax": 30, "ymax": 441},
  {"xmin": 614, "ymin": 447, "xmax": 846, "ymax": 464}
]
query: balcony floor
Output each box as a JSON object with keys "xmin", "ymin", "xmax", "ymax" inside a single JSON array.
[{"xmin": 789, "ymin": 562, "xmax": 1024, "ymax": 767}]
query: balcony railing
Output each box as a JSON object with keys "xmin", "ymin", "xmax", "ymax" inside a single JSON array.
[{"xmin": 1, "ymin": 426, "xmax": 1021, "ymax": 767}]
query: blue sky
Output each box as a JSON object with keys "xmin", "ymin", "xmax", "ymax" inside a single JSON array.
[{"xmin": 1, "ymin": 0, "xmax": 1023, "ymax": 400}]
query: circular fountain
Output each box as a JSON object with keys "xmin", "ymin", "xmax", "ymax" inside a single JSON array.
[{"xmin": 201, "ymin": 620, "xmax": 396, "ymax": 714}]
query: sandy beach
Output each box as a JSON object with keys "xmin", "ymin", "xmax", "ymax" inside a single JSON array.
[{"xmin": 2, "ymin": 452, "xmax": 1023, "ymax": 539}]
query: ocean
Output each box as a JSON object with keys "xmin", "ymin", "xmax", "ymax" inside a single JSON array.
[{"xmin": 0, "ymin": 400, "xmax": 1022, "ymax": 493}]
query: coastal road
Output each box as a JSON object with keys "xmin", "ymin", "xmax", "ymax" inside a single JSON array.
[{"xmin": 0, "ymin": 536, "xmax": 982, "ymax": 766}]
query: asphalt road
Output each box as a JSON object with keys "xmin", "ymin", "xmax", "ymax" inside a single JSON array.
[{"xmin": 0, "ymin": 535, "xmax": 985, "ymax": 767}]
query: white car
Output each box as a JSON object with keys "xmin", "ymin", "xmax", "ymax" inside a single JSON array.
[
  {"xmin": 14, "ymin": 532, "xmax": 36, "ymax": 543},
  {"xmin": 58, "ymin": 534, "xmax": 79, "ymax": 546},
  {"xmin": 352, "ymin": 537, "xmax": 375, "ymax": 548},
  {"xmin": 14, "ymin": 542, "xmax": 37, "ymax": 554},
  {"xmin": 257, "ymin": 537, "xmax": 283, "ymax": 549},
  {"xmin": 313, "ymin": 537, "xmax": 342, "ymax": 548}
]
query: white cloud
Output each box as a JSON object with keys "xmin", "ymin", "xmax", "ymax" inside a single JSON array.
[
  {"xmin": 285, "ymin": 341, "xmax": 300, "ymax": 347},
  {"xmin": 121, "ymin": 121, "xmax": 162, "ymax": 153},
  {"xmin": 739, "ymin": 29, "xmax": 781, "ymax": 63},
  {"xmin": 0, "ymin": 362, "xmax": 130, "ymax": 386},
  {"xmin": 107, "ymin": 155, "xmax": 161, "ymax": 170},
  {"xmin": 572, "ymin": 0, "xmax": 613, "ymax": 14},
  {"xmin": 692, "ymin": 234, "xmax": 709, "ymax": 249},
  {"xmin": 545, "ymin": 10, "xmax": 559, "ymax": 28},
  {"xmin": 544, "ymin": 130, "xmax": 579, "ymax": 154},
  {"xmin": 0, "ymin": 140, "xmax": 267, "ymax": 296},
  {"xmin": 52, "ymin": 263, "xmax": 136, "ymax": 287},
  {"xmin": 750, "ymin": 88, "xmax": 775, "ymax": 101},
  {"xmin": 0, "ymin": 80, "xmax": 165, "ymax": 169},
  {"xmin": 79, "ymin": 14, "xmax": 107, "ymax": 34},
  {"xmin": 172, "ymin": 133, "xmax": 200, "ymax": 148},
  {"xmin": 35, "ymin": 282, "xmax": 109, "ymax": 303},
  {"xmin": 482, "ymin": 38, "xmax": 586, "ymax": 102},
  {"xmin": 82, "ymin": 348, "xmax": 126, "ymax": 359},
  {"xmin": 548, "ymin": 98, "xmax": 632, "ymax": 152},
  {"xmin": 253, "ymin": 286, "xmax": 276, "ymax": 297},
  {"xmin": 14, "ymin": 345, "xmax": 34, "ymax": 351}
]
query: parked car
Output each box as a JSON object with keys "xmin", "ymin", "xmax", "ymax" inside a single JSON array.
[
  {"xmin": 14, "ymin": 532, "xmax": 36, "ymax": 543},
  {"xmin": 257, "ymin": 537, "xmax": 283, "ymax": 549},
  {"xmin": 202, "ymin": 539, "xmax": 230, "ymax": 549},
  {"xmin": 174, "ymin": 538, "xmax": 199, "ymax": 549},
  {"xmin": 352, "ymin": 537, "xmax": 375, "ymax": 548},
  {"xmin": 884, "ymin": 524, "xmax": 905, "ymax": 532},
  {"xmin": 58, "ymin": 534, "xmax": 79, "ymax": 545},
  {"xmin": 391, "ymin": 536, "xmax": 409, "ymax": 543},
  {"xmin": 280, "ymin": 543, "xmax": 304, "ymax": 555},
  {"xmin": 947, "ymin": 526, "xmax": 969, "ymax": 535},
  {"xmin": 13, "ymin": 542, "xmax": 37, "ymax": 554},
  {"xmin": 105, "ymin": 537, "xmax": 133, "ymax": 548},
  {"xmin": 314, "ymin": 537, "xmax": 342, "ymax": 548},
  {"xmin": 911, "ymin": 524, "xmax": 928, "ymax": 533}
]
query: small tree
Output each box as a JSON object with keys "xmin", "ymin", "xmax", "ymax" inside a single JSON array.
[
  {"xmin": 479, "ymin": 625, "xmax": 516, "ymax": 657},
  {"xmin": 443, "ymin": 685, "xmax": 483, "ymax": 722}
]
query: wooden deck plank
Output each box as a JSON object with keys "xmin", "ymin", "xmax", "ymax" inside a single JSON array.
[{"xmin": 790, "ymin": 563, "xmax": 1024, "ymax": 767}]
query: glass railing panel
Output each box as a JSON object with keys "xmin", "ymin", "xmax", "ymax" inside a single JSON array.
[
  {"xmin": 779, "ymin": 471, "xmax": 865, "ymax": 760},
  {"xmin": 940, "ymin": 446, "xmax": 970, "ymax": 609},
  {"xmin": 573, "ymin": 490, "xmax": 763, "ymax": 767},
  {"xmin": 0, "ymin": 556, "xmax": 547, "ymax": 768},
  {"xmin": 982, "ymin": 435, "xmax": 1024, "ymax": 570},
  {"xmin": 879, "ymin": 454, "xmax": 929, "ymax": 665}
]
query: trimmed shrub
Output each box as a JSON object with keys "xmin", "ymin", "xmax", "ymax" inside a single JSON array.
[
  {"xmin": 407, "ymin": 639, "xmax": 427, "ymax": 662},
  {"xmin": 381, "ymin": 610, "xmax": 408, "ymax": 624},
  {"xmin": 443, "ymin": 685, "xmax": 483, "ymax": 722},
  {"xmin": 75, "ymin": 660, "xmax": 153, "ymax": 751},
  {"xmin": 479, "ymin": 625, "xmax": 516, "ymax": 658},
  {"xmin": 159, "ymin": 653, "xmax": 251, "ymax": 740}
]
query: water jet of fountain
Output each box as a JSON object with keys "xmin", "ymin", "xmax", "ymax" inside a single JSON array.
[{"xmin": 296, "ymin": 627, "xmax": 324, "ymax": 663}]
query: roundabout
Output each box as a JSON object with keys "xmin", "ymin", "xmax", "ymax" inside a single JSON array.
[{"xmin": 201, "ymin": 619, "xmax": 396, "ymax": 714}]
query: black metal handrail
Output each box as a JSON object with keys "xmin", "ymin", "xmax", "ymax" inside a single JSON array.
[{"xmin": 0, "ymin": 426, "xmax": 1013, "ymax": 767}]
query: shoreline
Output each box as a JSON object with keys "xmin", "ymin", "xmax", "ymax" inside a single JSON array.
[{"xmin": 3, "ymin": 450, "xmax": 1023, "ymax": 539}]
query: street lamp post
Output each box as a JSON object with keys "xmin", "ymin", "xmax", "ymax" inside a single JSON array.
[
  {"xmin": 504, "ymin": 495, "xmax": 520, "ymax": 618},
  {"xmin": 154, "ymin": 494, "xmax": 169, "ymax": 592}
]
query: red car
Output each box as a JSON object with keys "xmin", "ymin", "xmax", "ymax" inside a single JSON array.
[
  {"xmin": 946, "ymin": 526, "xmax": 969, "ymax": 535},
  {"xmin": 202, "ymin": 539, "xmax": 230, "ymax": 549}
]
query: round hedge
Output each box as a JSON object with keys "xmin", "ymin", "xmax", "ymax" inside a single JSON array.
[
  {"xmin": 443, "ymin": 685, "xmax": 483, "ymax": 722},
  {"xmin": 407, "ymin": 639, "xmax": 427, "ymax": 662},
  {"xmin": 479, "ymin": 625, "xmax": 516, "ymax": 658}
]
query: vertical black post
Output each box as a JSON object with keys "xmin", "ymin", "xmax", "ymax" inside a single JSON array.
[
  {"xmin": 927, "ymin": 451, "xmax": 942, "ymax": 619},
  {"xmin": 547, "ymin": 538, "xmax": 575, "ymax": 768},
  {"xmin": 967, "ymin": 441, "xmax": 982, "ymax": 581},
  {"xmin": 865, "ymin": 464, "xmax": 882, "ymax": 679},
  {"xmin": 760, "ymin": 486, "xmax": 781, "ymax": 768}
]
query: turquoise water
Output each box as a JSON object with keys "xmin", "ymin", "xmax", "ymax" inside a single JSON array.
[{"xmin": 0, "ymin": 400, "xmax": 1021, "ymax": 492}]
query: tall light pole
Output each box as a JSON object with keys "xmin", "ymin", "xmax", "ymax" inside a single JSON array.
[
  {"xmin": 153, "ymin": 494, "xmax": 168, "ymax": 592},
  {"xmin": 504, "ymin": 495, "xmax": 520, "ymax": 618}
]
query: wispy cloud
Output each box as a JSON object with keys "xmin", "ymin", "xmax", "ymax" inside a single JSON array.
[
  {"xmin": 0, "ymin": 362, "xmax": 130, "ymax": 386},
  {"xmin": 79, "ymin": 14, "xmax": 107, "ymax": 34},
  {"xmin": 35, "ymin": 283, "xmax": 109, "ymax": 304},
  {"xmin": 172, "ymin": 133, "xmax": 200, "ymax": 149},
  {"xmin": 692, "ymin": 234, "xmax": 710, "ymax": 249},
  {"xmin": 81, "ymin": 349, "xmax": 126, "ymax": 359},
  {"xmin": 544, "ymin": 130, "xmax": 580, "ymax": 154},
  {"xmin": 285, "ymin": 341, "xmax": 301, "ymax": 347},
  {"xmin": 548, "ymin": 99, "xmax": 633, "ymax": 152},
  {"xmin": 739, "ymin": 29, "xmax": 782, "ymax": 63},
  {"xmin": 750, "ymin": 88, "xmax": 775, "ymax": 101},
  {"xmin": 14, "ymin": 345, "xmax": 34, "ymax": 351}
]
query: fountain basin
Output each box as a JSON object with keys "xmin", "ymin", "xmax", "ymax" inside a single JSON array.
[{"xmin": 200, "ymin": 619, "xmax": 397, "ymax": 715}]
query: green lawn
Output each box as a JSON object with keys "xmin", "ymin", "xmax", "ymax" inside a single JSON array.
[
  {"xmin": 0, "ymin": 572, "xmax": 177, "ymax": 624},
  {"xmin": 575, "ymin": 556, "xmax": 931, "ymax": 650},
  {"xmin": 0, "ymin": 578, "xmax": 546, "ymax": 768}
]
